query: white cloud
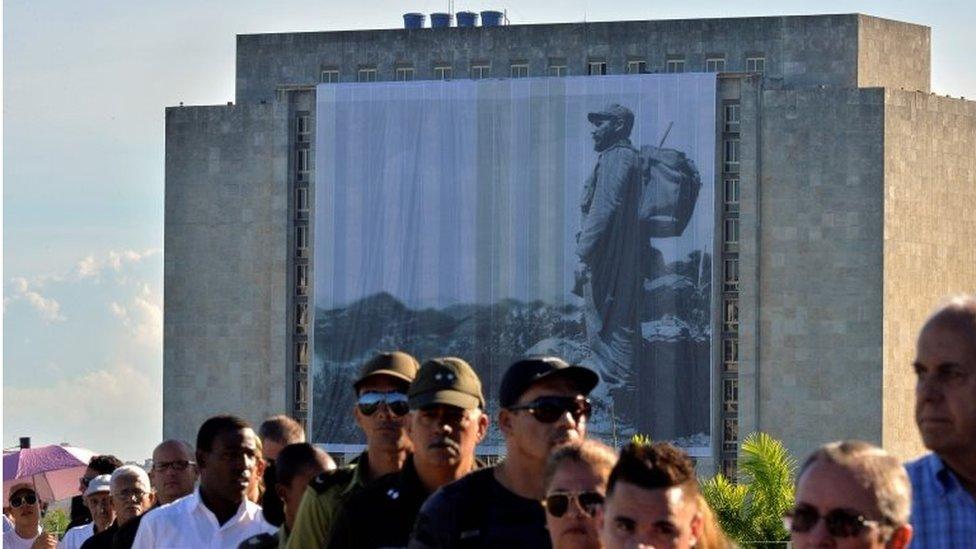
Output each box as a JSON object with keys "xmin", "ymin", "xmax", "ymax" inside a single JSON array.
[
  {"xmin": 75, "ymin": 248, "xmax": 160, "ymax": 279},
  {"xmin": 109, "ymin": 283, "xmax": 162, "ymax": 349},
  {"xmin": 7, "ymin": 276, "xmax": 67, "ymax": 323}
]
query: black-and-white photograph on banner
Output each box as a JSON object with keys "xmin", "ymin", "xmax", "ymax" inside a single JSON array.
[{"xmin": 314, "ymin": 73, "xmax": 716, "ymax": 452}]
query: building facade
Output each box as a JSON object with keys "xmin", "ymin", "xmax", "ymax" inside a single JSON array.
[{"xmin": 164, "ymin": 13, "xmax": 976, "ymax": 473}]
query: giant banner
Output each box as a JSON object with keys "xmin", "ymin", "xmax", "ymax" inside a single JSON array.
[{"xmin": 314, "ymin": 74, "xmax": 716, "ymax": 450}]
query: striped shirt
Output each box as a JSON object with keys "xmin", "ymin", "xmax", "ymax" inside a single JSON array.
[{"xmin": 906, "ymin": 453, "xmax": 976, "ymax": 548}]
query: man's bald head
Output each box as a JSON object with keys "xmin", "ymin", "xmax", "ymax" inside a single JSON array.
[
  {"xmin": 150, "ymin": 439, "xmax": 197, "ymax": 505},
  {"xmin": 919, "ymin": 295, "xmax": 976, "ymax": 351},
  {"xmin": 153, "ymin": 440, "xmax": 194, "ymax": 461}
]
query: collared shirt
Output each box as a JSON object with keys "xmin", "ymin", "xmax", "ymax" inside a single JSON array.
[
  {"xmin": 131, "ymin": 488, "xmax": 275, "ymax": 549},
  {"xmin": 58, "ymin": 522, "xmax": 94, "ymax": 549},
  {"xmin": 286, "ymin": 451, "xmax": 371, "ymax": 549},
  {"xmin": 906, "ymin": 453, "xmax": 976, "ymax": 548}
]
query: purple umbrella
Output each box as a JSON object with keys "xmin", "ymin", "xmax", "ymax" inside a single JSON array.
[{"xmin": 3, "ymin": 444, "xmax": 95, "ymax": 502}]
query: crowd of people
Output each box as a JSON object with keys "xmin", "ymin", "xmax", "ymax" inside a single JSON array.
[{"xmin": 3, "ymin": 295, "xmax": 974, "ymax": 548}]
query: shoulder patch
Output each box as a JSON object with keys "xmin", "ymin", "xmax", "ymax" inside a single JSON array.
[
  {"xmin": 238, "ymin": 532, "xmax": 277, "ymax": 549},
  {"xmin": 310, "ymin": 465, "xmax": 356, "ymax": 494}
]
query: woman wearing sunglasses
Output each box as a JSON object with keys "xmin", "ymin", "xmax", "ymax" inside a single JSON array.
[
  {"xmin": 542, "ymin": 440, "xmax": 618, "ymax": 549},
  {"xmin": 3, "ymin": 486, "xmax": 55, "ymax": 549}
]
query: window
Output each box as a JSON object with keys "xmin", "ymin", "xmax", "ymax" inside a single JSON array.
[
  {"xmin": 296, "ymin": 186, "xmax": 309, "ymax": 215},
  {"xmin": 746, "ymin": 57, "xmax": 765, "ymax": 74},
  {"xmin": 296, "ymin": 225, "xmax": 309, "ymax": 256},
  {"xmin": 724, "ymin": 258, "xmax": 739, "ymax": 292},
  {"xmin": 723, "ymin": 378, "xmax": 739, "ymax": 413},
  {"xmin": 434, "ymin": 65, "xmax": 453, "ymax": 80},
  {"xmin": 723, "ymin": 418, "xmax": 739, "ymax": 452},
  {"xmin": 722, "ymin": 458, "xmax": 737, "ymax": 479},
  {"xmin": 295, "ymin": 302, "xmax": 308, "ymax": 334},
  {"xmin": 723, "ymin": 138, "xmax": 740, "ymax": 174},
  {"xmin": 471, "ymin": 63, "xmax": 491, "ymax": 79},
  {"xmin": 724, "ymin": 218, "xmax": 739, "ymax": 251},
  {"xmin": 724, "ymin": 103, "xmax": 740, "ymax": 133},
  {"xmin": 395, "ymin": 67, "xmax": 415, "ymax": 81},
  {"xmin": 510, "ymin": 63, "xmax": 529, "ymax": 78},
  {"xmin": 723, "ymin": 338, "xmax": 739, "ymax": 372},
  {"xmin": 357, "ymin": 68, "xmax": 377, "ymax": 82},
  {"xmin": 296, "ymin": 263, "xmax": 308, "ymax": 296},
  {"xmin": 626, "ymin": 60, "xmax": 647, "ymax": 74},
  {"xmin": 547, "ymin": 59, "xmax": 567, "ymax": 76},
  {"xmin": 296, "ymin": 114, "xmax": 310, "ymax": 136},
  {"xmin": 724, "ymin": 298, "xmax": 739, "ymax": 333},
  {"xmin": 724, "ymin": 178, "xmax": 740, "ymax": 213},
  {"xmin": 320, "ymin": 69, "xmax": 339, "ymax": 83},
  {"xmin": 587, "ymin": 61, "xmax": 607, "ymax": 76},
  {"xmin": 706, "ymin": 57, "xmax": 726, "ymax": 72},
  {"xmin": 296, "ymin": 341, "xmax": 308, "ymax": 365},
  {"xmin": 296, "ymin": 379, "xmax": 308, "ymax": 405},
  {"xmin": 296, "ymin": 149, "xmax": 310, "ymax": 177},
  {"xmin": 666, "ymin": 59, "xmax": 685, "ymax": 73}
]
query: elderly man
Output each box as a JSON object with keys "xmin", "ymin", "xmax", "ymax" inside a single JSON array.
[
  {"xmin": 80, "ymin": 466, "xmax": 155, "ymax": 549},
  {"xmin": 68, "ymin": 455, "xmax": 123, "ymax": 531},
  {"xmin": 788, "ymin": 440, "xmax": 912, "ymax": 549},
  {"xmin": 598, "ymin": 441, "xmax": 703, "ymax": 549},
  {"xmin": 132, "ymin": 415, "xmax": 275, "ymax": 547},
  {"xmin": 907, "ymin": 295, "xmax": 976, "ymax": 547},
  {"xmin": 410, "ymin": 356, "xmax": 598, "ymax": 548},
  {"xmin": 3, "ymin": 485, "xmax": 54, "ymax": 549},
  {"xmin": 288, "ymin": 351, "xmax": 420, "ymax": 548},
  {"xmin": 259, "ymin": 415, "xmax": 307, "ymax": 527},
  {"xmin": 60, "ymin": 475, "xmax": 114, "ymax": 549},
  {"xmin": 576, "ymin": 104, "xmax": 643, "ymax": 395},
  {"xmin": 329, "ymin": 357, "xmax": 488, "ymax": 548}
]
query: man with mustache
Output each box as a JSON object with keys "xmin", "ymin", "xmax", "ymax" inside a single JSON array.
[
  {"xmin": 906, "ymin": 295, "xmax": 976, "ymax": 547},
  {"xmin": 132, "ymin": 415, "xmax": 275, "ymax": 547},
  {"xmin": 288, "ymin": 351, "xmax": 420, "ymax": 548},
  {"xmin": 410, "ymin": 356, "xmax": 599, "ymax": 548},
  {"xmin": 80, "ymin": 466, "xmax": 155, "ymax": 549},
  {"xmin": 326, "ymin": 357, "xmax": 488, "ymax": 548}
]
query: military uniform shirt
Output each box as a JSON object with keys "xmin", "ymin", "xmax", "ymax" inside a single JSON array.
[{"xmin": 286, "ymin": 452, "xmax": 371, "ymax": 549}]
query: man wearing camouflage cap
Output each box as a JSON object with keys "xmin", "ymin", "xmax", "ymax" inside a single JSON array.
[
  {"xmin": 326, "ymin": 357, "xmax": 488, "ymax": 548},
  {"xmin": 576, "ymin": 103, "xmax": 643, "ymax": 394},
  {"xmin": 287, "ymin": 351, "xmax": 420, "ymax": 549}
]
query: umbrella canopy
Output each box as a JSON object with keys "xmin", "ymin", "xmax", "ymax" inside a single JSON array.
[{"xmin": 3, "ymin": 444, "xmax": 95, "ymax": 502}]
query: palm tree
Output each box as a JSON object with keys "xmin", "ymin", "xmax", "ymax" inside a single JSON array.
[{"xmin": 700, "ymin": 432, "xmax": 797, "ymax": 547}]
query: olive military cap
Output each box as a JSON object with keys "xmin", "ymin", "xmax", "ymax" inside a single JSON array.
[
  {"xmin": 408, "ymin": 357, "xmax": 485, "ymax": 410},
  {"xmin": 353, "ymin": 351, "xmax": 421, "ymax": 391}
]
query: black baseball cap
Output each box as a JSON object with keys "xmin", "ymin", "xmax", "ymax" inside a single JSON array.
[{"xmin": 499, "ymin": 356, "xmax": 599, "ymax": 408}]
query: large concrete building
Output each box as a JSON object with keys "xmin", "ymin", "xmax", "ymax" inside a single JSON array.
[{"xmin": 164, "ymin": 12, "xmax": 976, "ymax": 474}]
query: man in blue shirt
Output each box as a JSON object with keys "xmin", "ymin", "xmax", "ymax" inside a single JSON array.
[{"xmin": 906, "ymin": 295, "xmax": 976, "ymax": 547}]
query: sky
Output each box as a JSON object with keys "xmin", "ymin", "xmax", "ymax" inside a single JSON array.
[{"xmin": 3, "ymin": 0, "xmax": 974, "ymax": 462}]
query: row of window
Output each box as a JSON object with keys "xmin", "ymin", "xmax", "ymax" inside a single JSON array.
[
  {"xmin": 292, "ymin": 112, "xmax": 312, "ymax": 419},
  {"xmin": 322, "ymin": 56, "xmax": 766, "ymax": 83},
  {"xmin": 721, "ymin": 99, "xmax": 742, "ymax": 475}
]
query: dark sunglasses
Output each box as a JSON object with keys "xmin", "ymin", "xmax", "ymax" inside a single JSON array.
[
  {"xmin": 357, "ymin": 391, "xmax": 410, "ymax": 417},
  {"xmin": 152, "ymin": 460, "xmax": 195, "ymax": 472},
  {"xmin": 785, "ymin": 504, "xmax": 883, "ymax": 537},
  {"xmin": 543, "ymin": 491, "xmax": 604, "ymax": 518},
  {"xmin": 508, "ymin": 395, "xmax": 592, "ymax": 423},
  {"xmin": 10, "ymin": 493, "xmax": 37, "ymax": 508}
]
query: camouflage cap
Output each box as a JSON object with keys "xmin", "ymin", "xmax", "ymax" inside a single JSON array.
[
  {"xmin": 587, "ymin": 103, "xmax": 635, "ymax": 129},
  {"xmin": 408, "ymin": 357, "xmax": 485, "ymax": 411},
  {"xmin": 353, "ymin": 351, "xmax": 421, "ymax": 391}
]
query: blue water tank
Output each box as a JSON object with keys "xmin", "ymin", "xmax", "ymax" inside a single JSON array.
[
  {"xmin": 403, "ymin": 13, "xmax": 425, "ymax": 29},
  {"xmin": 456, "ymin": 11, "xmax": 478, "ymax": 27},
  {"xmin": 430, "ymin": 12, "xmax": 452, "ymax": 28},
  {"xmin": 480, "ymin": 10, "xmax": 503, "ymax": 27}
]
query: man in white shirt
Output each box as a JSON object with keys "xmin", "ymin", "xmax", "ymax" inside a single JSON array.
[
  {"xmin": 132, "ymin": 415, "xmax": 275, "ymax": 548},
  {"xmin": 59, "ymin": 475, "xmax": 115, "ymax": 549},
  {"xmin": 3, "ymin": 485, "xmax": 54, "ymax": 549}
]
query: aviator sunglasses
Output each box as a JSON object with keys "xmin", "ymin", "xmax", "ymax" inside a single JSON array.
[
  {"xmin": 785, "ymin": 504, "xmax": 884, "ymax": 538},
  {"xmin": 543, "ymin": 491, "xmax": 605, "ymax": 518},
  {"xmin": 357, "ymin": 391, "xmax": 410, "ymax": 417},
  {"xmin": 10, "ymin": 493, "xmax": 37, "ymax": 508},
  {"xmin": 508, "ymin": 395, "xmax": 592, "ymax": 423}
]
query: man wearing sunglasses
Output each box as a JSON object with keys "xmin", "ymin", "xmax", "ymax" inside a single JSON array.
[
  {"xmin": 3, "ymin": 486, "xmax": 53, "ymax": 549},
  {"xmin": 68, "ymin": 455, "xmax": 123, "ymax": 531},
  {"xmin": 60, "ymin": 475, "xmax": 115, "ymax": 549},
  {"xmin": 288, "ymin": 351, "xmax": 420, "ymax": 549},
  {"xmin": 789, "ymin": 440, "xmax": 912, "ymax": 549},
  {"xmin": 328, "ymin": 357, "xmax": 488, "ymax": 548},
  {"xmin": 410, "ymin": 356, "xmax": 598, "ymax": 548},
  {"xmin": 906, "ymin": 296, "xmax": 976, "ymax": 548}
]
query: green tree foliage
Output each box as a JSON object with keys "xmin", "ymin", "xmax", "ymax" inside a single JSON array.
[
  {"xmin": 41, "ymin": 508, "xmax": 69, "ymax": 538},
  {"xmin": 700, "ymin": 432, "xmax": 797, "ymax": 547}
]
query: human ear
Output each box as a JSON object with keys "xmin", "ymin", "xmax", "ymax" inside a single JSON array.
[
  {"xmin": 887, "ymin": 524, "xmax": 913, "ymax": 549},
  {"xmin": 477, "ymin": 412, "xmax": 490, "ymax": 441}
]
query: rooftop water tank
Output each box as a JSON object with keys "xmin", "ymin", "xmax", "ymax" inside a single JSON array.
[
  {"xmin": 480, "ymin": 10, "xmax": 504, "ymax": 27},
  {"xmin": 430, "ymin": 12, "xmax": 452, "ymax": 28},
  {"xmin": 403, "ymin": 13, "xmax": 425, "ymax": 29},
  {"xmin": 456, "ymin": 11, "xmax": 478, "ymax": 27}
]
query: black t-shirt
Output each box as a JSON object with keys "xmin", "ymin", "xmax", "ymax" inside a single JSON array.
[
  {"xmin": 408, "ymin": 466, "xmax": 550, "ymax": 549},
  {"xmin": 79, "ymin": 522, "xmax": 117, "ymax": 549}
]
